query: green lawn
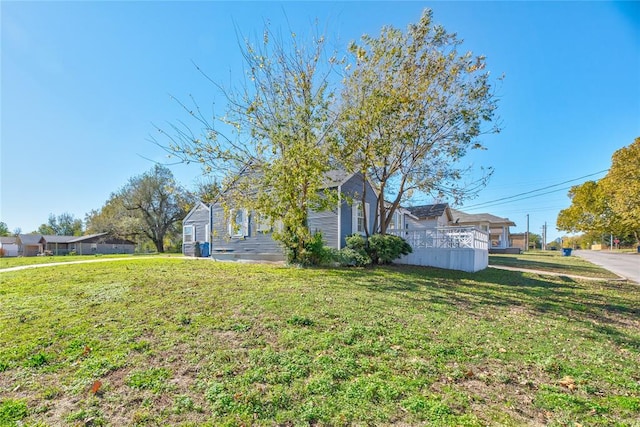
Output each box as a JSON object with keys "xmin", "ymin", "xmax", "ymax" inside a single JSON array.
[
  {"xmin": 0, "ymin": 253, "xmax": 179, "ymax": 270},
  {"xmin": 1, "ymin": 259, "xmax": 638, "ymax": 426},
  {"xmin": 489, "ymin": 250, "xmax": 620, "ymax": 279}
]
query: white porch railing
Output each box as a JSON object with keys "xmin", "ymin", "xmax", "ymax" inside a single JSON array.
[{"xmin": 388, "ymin": 226, "xmax": 489, "ymax": 250}]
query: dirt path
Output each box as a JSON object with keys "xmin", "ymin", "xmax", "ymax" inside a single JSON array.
[{"xmin": 488, "ymin": 264, "xmax": 626, "ymax": 282}]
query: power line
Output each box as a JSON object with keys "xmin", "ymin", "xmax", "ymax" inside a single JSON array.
[
  {"xmin": 464, "ymin": 185, "xmax": 575, "ymax": 211},
  {"xmin": 462, "ymin": 169, "xmax": 609, "ymax": 210}
]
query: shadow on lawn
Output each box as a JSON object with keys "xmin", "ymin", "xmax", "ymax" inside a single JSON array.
[{"xmin": 334, "ymin": 265, "xmax": 640, "ymax": 350}]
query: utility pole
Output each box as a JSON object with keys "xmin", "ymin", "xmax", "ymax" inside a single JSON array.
[
  {"xmin": 542, "ymin": 222, "xmax": 547, "ymax": 251},
  {"xmin": 525, "ymin": 215, "xmax": 529, "ymax": 252}
]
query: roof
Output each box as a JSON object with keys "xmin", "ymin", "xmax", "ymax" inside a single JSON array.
[
  {"xmin": 18, "ymin": 234, "xmax": 45, "ymax": 245},
  {"xmin": 42, "ymin": 235, "xmax": 76, "ymax": 243},
  {"xmin": 405, "ymin": 203, "xmax": 450, "ymax": 220},
  {"xmin": 0, "ymin": 236, "xmax": 17, "ymax": 244},
  {"xmin": 450, "ymin": 209, "xmax": 516, "ymax": 227},
  {"xmin": 67, "ymin": 233, "xmax": 109, "ymax": 243},
  {"xmin": 321, "ymin": 169, "xmax": 355, "ymax": 188}
]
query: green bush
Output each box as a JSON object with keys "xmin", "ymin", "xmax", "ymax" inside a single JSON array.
[
  {"xmin": 367, "ymin": 234, "xmax": 412, "ymax": 264},
  {"xmin": 334, "ymin": 247, "xmax": 371, "ymax": 267},
  {"xmin": 298, "ymin": 232, "xmax": 333, "ymax": 266}
]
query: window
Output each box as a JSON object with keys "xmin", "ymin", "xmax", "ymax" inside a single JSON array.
[
  {"xmin": 256, "ymin": 214, "xmax": 272, "ymax": 233},
  {"xmin": 388, "ymin": 211, "xmax": 402, "ymax": 230},
  {"xmin": 229, "ymin": 209, "xmax": 249, "ymax": 238},
  {"xmin": 183, "ymin": 225, "xmax": 194, "ymax": 243},
  {"xmin": 352, "ymin": 202, "xmax": 370, "ymax": 235},
  {"xmin": 204, "ymin": 224, "xmax": 210, "ymax": 243}
]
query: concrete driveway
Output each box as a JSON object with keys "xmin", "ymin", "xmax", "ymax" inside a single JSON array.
[{"xmin": 573, "ymin": 250, "xmax": 640, "ymax": 283}]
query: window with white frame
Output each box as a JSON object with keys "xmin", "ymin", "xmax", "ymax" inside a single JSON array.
[
  {"xmin": 256, "ymin": 213, "xmax": 272, "ymax": 233},
  {"xmin": 183, "ymin": 225, "xmax": 195, "ymax": 243},
  {"xmin": 352, "ymin": 202, "xmax": 370, "ymax": 235},
  {"xmin": 229, "ymin": 209, "xmax": 249, "ymax": 238},
  {"xmin": 204, "ymin": 224, "xmax": 210, "ymax": 243},
  {"xmin": 388, "ymin": 211, "xmax": 402, "ymax": 230}
]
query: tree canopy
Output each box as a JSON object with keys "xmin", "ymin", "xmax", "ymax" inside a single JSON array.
[
  {"xmin": 36, "ymin": 213, "xmax": 83, "ymax": 236},
  {"xmin": 157, "ymin": 23, "xmax": 340, "ymax": 263},
  {"xmin": 339, "ymin": 9, "xmax": 499, "ymax": 234},
  {"xmin": 557, "ymin": 137, "xmax": 640, "ymax": 244},
  {"xmin": 0, "ymin": 221, "xmax": 9, "ymax": 237},
  {"xmin": 86, "ymin": 165, "xmax": 193, "ymax": 252}
]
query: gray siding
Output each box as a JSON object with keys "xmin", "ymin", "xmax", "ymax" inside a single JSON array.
[
  {"xmin": 182, "ymin": 204, "xmax": 211, "ymax": 256},
  {"xmin": 209, "ymin": 205, "xmax": 284, "ymax": 258},
  {"xmin": 338, "ymin": 173, "xmax": 378, "ymax": 248},
  {"xmin": 71, "ymin": 243, "xmax": 134, "ymax": 255},
  {"xmin": 308, "ymin": 207, "xmax": 340, "ymax": 249}
]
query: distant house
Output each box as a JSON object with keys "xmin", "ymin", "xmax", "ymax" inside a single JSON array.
[
  {"xmin": 0, "ymin": 236, "xmax": 19, "ymax": 257},
  {"xmin": 182, "ymin": 170, "xmax": 377, "ymax": 261},
  {"xmin": 16, "ymin": 233, "xmax": 135, "ymax": 256},
  {"xmin": 17, "ymin": 234, "xmax": 46, "ymax": 257},
  {"xmin": 404, "ymin": 203, "xmax": 453, "ymax": 230},
  {"xmin": 449, "ymin": 209, "xmax": 517, "ymax": 253}
]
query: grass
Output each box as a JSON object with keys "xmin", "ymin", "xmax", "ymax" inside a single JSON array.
[
  {"xmin": 489, "ymin": 250, "xmax": 621, "ymax": 279},
  {"xmin": 1, "ymin": 258, "xmax": 638, "ymax": 425},
  {"xmin": 0, "ymin": 253, "xmax": 180, "ymax": 270}
]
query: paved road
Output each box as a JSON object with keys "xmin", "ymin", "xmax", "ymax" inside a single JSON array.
[{"xmin": 573, "ymin": 250, "xmax": 640, "ymax": 283}]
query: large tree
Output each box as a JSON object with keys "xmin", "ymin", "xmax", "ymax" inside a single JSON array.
[
  {"xmin": 87, "ymin": 165, "xmax": 192, "ymax": 252},
  {"xmin": 339, "ymin": 9, "xmax": 499, "ymax": 235},
  {"xmin": 600, "ymin": 137, "xmax": 640, "ymax": 244},
  {"xmin": 37, "ymin": 212, "xmax": 83, "ymax": 236},
  {"xmin": 156, "ymin": 24, "xmax": 339, "ymax": 263},
  {"xmin": 0, "ymin": 221, "xmax": 9, "ymax": 237},
  {"xmin": 557, "ymin": 138, "xmax": 640, "ymax": 245}
]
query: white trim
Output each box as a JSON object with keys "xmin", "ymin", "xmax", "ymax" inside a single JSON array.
[
  {"xmin": 337, "ymin": 184, "xmax": 342, "ymax": 248},
  {"xmin": 183, "ymin": 225, "xmax": 195, "ymax": 243},
  {"xmin": 228, "ymin": 209, "xmax": 249, "ymax": 238}
]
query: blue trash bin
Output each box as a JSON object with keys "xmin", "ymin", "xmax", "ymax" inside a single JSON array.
[
  {"xmin": 562, "ymin": 248, "xmax": 572, "ymax": 256},
  {"xmin": 200, "ymin": 242, "xmax": 210, "ymax": 258}
]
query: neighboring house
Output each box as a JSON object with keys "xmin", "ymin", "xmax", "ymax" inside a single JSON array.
[
  {"xmin": 404, "ymin": 204, "xmax": 453, "ymax": 230},
  {"xmin": 17, "ymin": 234, "xmax": 46, "ymax": 257},
  {"xmin": 16, "ymin": 233, "xmax": 135, "ymax": 256},
  {"xmin": 182, "ymin": 170, "xmax": 377, "ymax": 261},
  {"xmin": 449, "ymin": 209, "xmax": 517, "ymax": 252},
  {"xmin": 0, "ymin": 236, "xmax": 19, "ymax": 257},
  {"xmin": 509, "ymin": 233, "xmax": 527, "ymax": 252}
]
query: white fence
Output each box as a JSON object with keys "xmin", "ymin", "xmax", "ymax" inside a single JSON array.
[{"xmin": 388, "ymin": 227, "xmax": 489, "ymax": 273}]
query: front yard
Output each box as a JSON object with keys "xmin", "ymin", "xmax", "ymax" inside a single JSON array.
[{"xmin": 1, "ymin": 259, "xmax": 638, "ymax": 425}]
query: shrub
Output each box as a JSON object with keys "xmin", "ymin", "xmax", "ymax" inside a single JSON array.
[
  {"xmin": 367, "ymin": 234, "xmax": 412, "ymax": 264},
  {"xmin": 335, "ymin": 247, "xmax": 371, "ymax": 267},
  {"xmin": 298, "ymin": 232, "xmax": 334, "ymax": 266}
]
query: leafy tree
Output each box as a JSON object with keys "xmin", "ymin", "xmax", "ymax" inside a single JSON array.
[
  {"xmin": 156, "ymin": 23, "xmax": 339, "ymax": 263},
  {"xmin": 339, "ymin": 9, "xmax": 500, "ymax": 235},
  {"xmin": 600, "ymin": 137, "xmax": 640, "ymax": 244},
  {"xmin": 0, "ymin": 221, "xmax": 9, "ymax": 237},
  {"xmin": 526, "ymin": 232, "xmax": 542, "ymax": 250},
  {"xmin": 557, "ymin": 138, "xmax": 639, "ymax": 245},
  {"xmin": 37, "ymin": 213, "xmax": 83, "ymax": 236},
  {"xmin": 117, "ymin": 165, "xmax": 192, "ymax": 253},
  {"xmin": 85, "ymin": 194, "xmax": 142, "ymax": 240}
]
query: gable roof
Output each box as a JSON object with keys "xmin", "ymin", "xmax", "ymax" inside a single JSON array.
[
  {"xmin": 321, "ymin": 169, "xmax": 354, "ymax": 188},
  {"xmin": 183, "ymin": 202, "xmax": 210, "ymax": 222},
  {"xmin": 405, "ymin": 203, "xmax": 451, "ymax": 220},
  {"xmin": 18, "ymin": 234, "xmax": 46, "ymax": 245},
  {"xmin": 450, "ymin": 209, "xmax": 516, "ymax": 227},
  {"xmin": 0, "ymin": 236, "xmax": 17, "ymax": 244}
]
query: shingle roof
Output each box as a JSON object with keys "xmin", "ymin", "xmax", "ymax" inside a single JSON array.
[
  {"xmin": 0, "ymin": 236, "xmax": 17, "ymax": 244},
  {"xmin": 67, "ymin": 233, "xmax": 108, "ymax": 243},
  {"xmin": 321, "ymin": 169, "xmax": 355, "ymax": 188},
  {"xmin": 405, "ymin": 203, "xmax": 450, "ymax": 219},
  {"xmin": 450, "ymin": 209, "xmax": 516, "ymax": 227},
  {"xmin": 18, "ymin": 234, "xmax": 45, "ymax": 245},
  {"xmin": 42, "ymin": 235, "xmax": 76, "ymax": 243}
]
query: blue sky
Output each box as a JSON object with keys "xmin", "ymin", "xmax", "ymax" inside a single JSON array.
[{"xmin": 1, "ymin": 1, "xmax": 638, "ymax": 242}]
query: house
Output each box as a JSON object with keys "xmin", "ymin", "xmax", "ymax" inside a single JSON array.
[
  {"xmin": 404, "ymin": 203, "xmax": 452, "ymax": 230},
  {"xmin": 17, "ymin": 234, "xmax": 46, "ymax": 257},
  {"xmin": 182, "ymin": 170, "xmax": 377, "ymax": 261},
  {"xmin": 16, "ymin": 233, "xmax": 135, "ymax": 256},
  {"xmin": 0, "ymin": 236, "xmax": 19, "ymax": 257},
  {"xmin": 449, "ymin": 209, "xmax": 517, "ymax": 253}
]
